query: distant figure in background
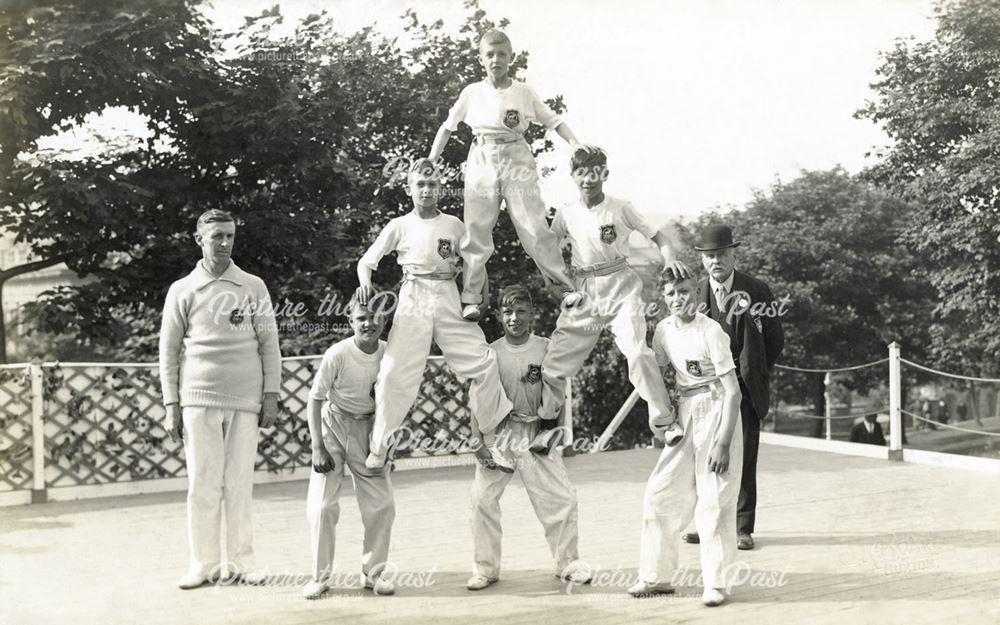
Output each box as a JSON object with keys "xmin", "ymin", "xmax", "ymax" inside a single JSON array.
[
  {"xmin": 159, "ymin": 209, "xmax": 282, "ymax": 589},
  {"xmin": 937, "ymin": 399, "xmax": 949, "ymax": 425},
  {"xmin": 917, "ymin": 399, "xmax": 931, "ymax": 431},
  {"xmin": 849, "ymin": 413, "xmax": 885, "ymax": 446}
]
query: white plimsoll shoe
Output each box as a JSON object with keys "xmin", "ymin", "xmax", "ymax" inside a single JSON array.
[
  {"xmin": 461, "ymin": 304, "xmax": 482, "ymax": 321},
  {"xmin": 364, "ymin": 576, "xmax": 395, "ymax": 596},
  {"xmin": 486, "ymin": 445, "xmax": 515, "ymax": 473},
  {"xmin": 176, "ymin": 572, "xmax": 210, "ymax": 590},
  {"xmin": 303, "ymin": 579, "xmax": 329, "ymax": 600},
  {"xmin": 528, "ymin": 427, "xmax": 563, "ymax": 454},
  {"xmin": 365, "ymin": 451, "xmax": 386, "ymax": 471},
  {"xmin": 661, "ymin": 420, "xmax": 684, "ymax": 447},
  {"xmin": 466, "ymin": 574, "xmax": 498, "ymax": 591},
  {"xmin": 558, "ymin": 561, "xmax": 593, "ymax": 585},
  {"xmin": 702, "ymin": 587, "xmax": 725, "ymax": 607},
  {"xmin": 627, "ymin": 580, "xmax": 676, "ymax": 597},
  {"xmin": 561, "ymin": 291, "xmax": 585, "ymax": 309}
]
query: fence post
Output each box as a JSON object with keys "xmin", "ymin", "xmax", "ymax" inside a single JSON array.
[
  {"xmin": 562, "ymin": 377, "xmax": 575, "ymax": 457},
  {"xmin": 30, "ymin": 364, "xmax": 47, "ymax": 503},
  {"xmin": 824, "ymin": 371, "xmax": 833, "ymax": 441},
  {"xmin": 888, "ymin": 342, "xmax": 903, "ymax": 461}
]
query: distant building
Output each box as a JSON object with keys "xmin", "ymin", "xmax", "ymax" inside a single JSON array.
[{"xmin": 0, "ymin": 231, "xmax": 82, "ymax": 362}]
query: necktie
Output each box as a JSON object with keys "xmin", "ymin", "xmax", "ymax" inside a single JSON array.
[{"xmin": 715, "ymin": 285, "xmax": 728, "ymax": 312}]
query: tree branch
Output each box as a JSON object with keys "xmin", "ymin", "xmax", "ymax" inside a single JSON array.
[{"xmin": 0, "ymin": 255, "xmax": 71, "ymax": 283}]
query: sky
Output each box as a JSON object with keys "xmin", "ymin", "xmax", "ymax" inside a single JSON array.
[
  {"xmin": 200, "ymin": 0, "xmax": 938, "ymax": 223},
  {"xmin": 37, "ymin": 0, "xmax": 939, "ymax": 225}
]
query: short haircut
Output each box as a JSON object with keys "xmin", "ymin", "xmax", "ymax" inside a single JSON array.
[
  {"xmin": 498, "ymin": 284, "xmax": 533, "ymax": 310},
  {"xmin": 479, "ymin": 29, "xmax": 512, "ymax": 51},
  {"xmin": 407, "ymin": 157, "xmax": 439, "ymax": 182},
  {"xmin": 570, "ymin": 144, "xmax": 608, "ymax": 172},
  {"xmin": 196, "ymin": 209, "xmax": 234, "ymax": 230}
]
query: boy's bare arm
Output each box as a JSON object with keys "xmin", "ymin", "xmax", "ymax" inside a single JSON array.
[
  {"xmin": 429, "ymin": 126, "xmax": 452, "ymax": 162},
  {"xmin": 707, "ymin": 369, "xmax": 742, "ymax": 474},
  {"xmin": 307, "ymin": 398, "xmax": 335, "ymax": 473},
  {"xmin": 554, "ymin": 122, "xmax": 579, "ymax": 147},
  {"xmin": 651, "ymin": 227, "xmax": 692, "ymax": 279},
  {"xmin": 716, "ymin": 370, "xmax": 742, "ymax": 447}
]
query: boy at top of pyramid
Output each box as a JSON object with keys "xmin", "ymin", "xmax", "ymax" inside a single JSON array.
[{"xmin": 428, "ymin": 28, "xmax": 584, "ymax": 322}]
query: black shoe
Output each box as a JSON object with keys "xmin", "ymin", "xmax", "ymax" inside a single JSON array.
[
  {"xmin": 682, "ymin": 532, "xmax": 700, "ymax": 544},
  {"xmin": 737, "ymin": 532, "xmax": 754, "ymax": 550}
]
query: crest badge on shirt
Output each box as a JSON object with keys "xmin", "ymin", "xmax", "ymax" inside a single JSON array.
[
  {"xmin": 600, "ymin": 224, "xmax": 617, "ymax": 244},
  {"xmin": 229, "ymin": 308, "xmax": 246, "ymax": 326},
  {"xmin": 525, "ymin": 364, "xmax": 542, "ymax": 385},
  {"xmin": 503, "ymin": 109, "xmax": 520, "ymax": 129},
  {"xmin": 437, "ymin": 238, "xmax": 453, "ymax": 259},
  {"xmin": 686, "ymin": 360, "xmax": 703, "ymax": 377}
]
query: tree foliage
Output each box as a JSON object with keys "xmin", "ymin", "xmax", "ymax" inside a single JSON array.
[
  {"xmin": 858, "ymin": 0, "xmax": 1000, "ymax": 374},
  {"xmin": 683, "ymin": 169, "xmax": 935, "ymax": 424},
  {"xmin": 0, "ymin": 1, "xmax": 566, "ymax": 360}
]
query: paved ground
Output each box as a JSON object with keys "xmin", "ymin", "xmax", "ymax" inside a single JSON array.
[{"xmin": 2, "ymin": 445, "xmax": 999, "ymax": 625}]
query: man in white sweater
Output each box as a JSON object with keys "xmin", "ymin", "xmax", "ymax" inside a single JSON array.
[{"xmin": 159, "ymin": 209, "xmax": 282, "ymax": 589}]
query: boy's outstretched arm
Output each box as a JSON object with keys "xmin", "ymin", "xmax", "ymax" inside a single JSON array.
[
  {"xmin": 429, "ymin": 125, "xmax": 452, "ymax": 162},
  {"xmin": 708, "ymin": 369, "xmax": 742, "ymax": 474},
  {"xmin": 554, "ymin": 122, "xmax": 579, "ymax": 147},
  {"xmin": 356, "ymin": 221, "xmax": 402, "ymax": 305},
  {"xmin": 651, "ymin": 226, "xmax": 692, "ymax": 279}
]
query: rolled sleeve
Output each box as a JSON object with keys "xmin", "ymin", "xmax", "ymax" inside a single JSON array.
[
  {"xmin": 706, "ymin": 321, "xmax": 736, "ymax": 377},
  {"xmin": 527, "ymin": 84, "xmax": 562, "ymax": 130},
  {"xmin": 620, "ymin": 200, "xmax": 659, "ymax": 240},
  {"xmin": 652, "ymin": 322, "xmax": 670, "ymax": 369},
  {"xmin": 309, "ymin": 349, "xmax": 338, "ymax": 402},
  {"xmin": 443, "ymin": 85, "xmax": 471, "ymax": 132},
  {"xmin": 359, "ymin": 219, "xmax": 402, "ymax": 272}
]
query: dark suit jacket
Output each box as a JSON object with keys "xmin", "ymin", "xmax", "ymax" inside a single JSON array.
[
  {"xmin": 698, "ymin": 270, "xmax": 785, "ymax": 420},
  {"xmin": 849, "ymin": 421, "xmax": 886, "ymax": 446}
]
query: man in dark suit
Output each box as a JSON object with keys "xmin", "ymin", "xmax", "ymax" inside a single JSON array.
[
  {"xmin": 849, "ymin": 414, "xmax": 886, "ymax": 446},
  {"xmin": 682, "ymin": 224, "xmax": 784, "ymax": 550}
]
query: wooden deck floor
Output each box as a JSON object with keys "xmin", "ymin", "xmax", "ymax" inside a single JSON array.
[{"xmin": 2, "ymin": 445, "xmax": 999, "ymax": 625}]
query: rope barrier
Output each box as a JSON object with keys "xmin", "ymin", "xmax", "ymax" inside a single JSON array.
[
  {"xmin": 781, "ymin": 407, "xmax": 889, "ymax": 421},
  {"xmin": 901, "ymin": 409, "xmax": 1000, "ymax": 437},
  {"xmin": 776, "ymin": 358, "xmax": 889, "ymax": 374},
  {"xmin": 900, "ymin": 359, "xmax": 1000, "ymax": 384}
]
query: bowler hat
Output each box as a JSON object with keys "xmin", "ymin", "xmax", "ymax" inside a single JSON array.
[{"xmin": 694, "ymin": 224, "xmax": 741, "ymax": 252}]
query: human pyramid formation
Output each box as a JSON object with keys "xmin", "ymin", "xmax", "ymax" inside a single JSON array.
[{"xmin": 159, "ymin": 28, "xmax": 783, "ymax": 610}]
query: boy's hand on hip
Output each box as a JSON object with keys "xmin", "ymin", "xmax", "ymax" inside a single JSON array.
[
  {"xmin": 259, "ymin": 393, "xmax": 279, "ymax": 428},
  {"xmin": 165, "ymin": 404, "xmax": 183, "ymax": 442},
  {"xmin": 708, "ymin": 443, "xmax": 730, "ymax": 474}
]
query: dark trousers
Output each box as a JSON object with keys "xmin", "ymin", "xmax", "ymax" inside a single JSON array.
[{"xmin": 736, "ymin": 385, "xmax": 760, "ymax": 535}]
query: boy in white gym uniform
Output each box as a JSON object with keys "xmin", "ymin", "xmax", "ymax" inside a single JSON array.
[
  {"xmin": 429, "ymin": 29, "xmax": 584, "ymax": 321},
  {"xmin": 538, "ymin": 145, "xmax": 687, "ymax": 446},
  {"xmin": 357, "ymin": 159, "xmax": 514, "ymax": 473},
  {"xmin": 466, "ymin": 285, "xmax": 590, "ymax": 591},
  {"xmin": 629, "ymin": 272, "xmax": 744, "ymax": 607},
  {"xmin": 302, "ymin": 300, "xmax": 395, "ymax": 600}
]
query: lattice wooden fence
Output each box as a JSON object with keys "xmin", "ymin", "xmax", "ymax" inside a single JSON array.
[
  {"xmin": 0, "ymin": 366, "xmax": 33, "ymax": 491},
  {"xmin": 0, "ymin": 356, "xmax": 473, "ymax": 496}
]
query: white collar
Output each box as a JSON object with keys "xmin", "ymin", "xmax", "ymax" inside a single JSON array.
[
  {"xmin": 709, "ymin": 271, "xmax": 735, "ymax": 294},
  {"xmin": 191, "ymin": 260, "xmax": 244, "ymax": 290}
]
